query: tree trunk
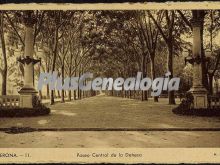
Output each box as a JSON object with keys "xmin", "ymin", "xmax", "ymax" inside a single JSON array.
[
  {"xmin": 150, "ymin": 56, "xmax": 158, "ymax": 102},
  {"xmin": 50, "ymin": 27, "xmax": 59, "ymax": 105},
  {"xmin": 141, "ymin": 55, "xmax": 147, "ymax": 101},
  {"xmin": 77, "ymin": 88, "xmax": 80, "ymax": 99},
  {"xmin": 57, "ymin": 90, "xmax": 61, "ymax": 98},
  {"xmin": 1, "ymin": 71, "xmax": 7, "ymax": 95},
  {"xmin": 79, "ymin": 90, "xmax": 82, "ymax": 99},
  {"xmin": 68, "ymin": 57, "xmax": 72, "ymax": 101},
  {"xmin": 72, "ymin": 70, "xmax": 76, "ymax": 100},
  {"xmin": 74, "ymin": 90, "xmax": 76, "ymax": 100},
  {"xmin": 82, "ymin": 81, "xmax": 86, "ymax": 98},
  {"xmin": 144, "ymin": 60, "xmax": 148, "ymax": 100},
  {"xmin": 0, "ymin": 13, "xmax": 7, "ymax": 96},
  {"xmin": 46, "ymin": 84, "xmax": 50, "ymax": 99},
  {"xmin": 208, "ymin": 73, "xmax": 214, "ymax": 95},
  {"xmin": 77, "ymin": 70, "xmax": 81, "ymax": 99},
  {"xmin": 68, "ymin": 90, "xmax": 71, "ymax": 101},
  {"xmin": 61, "ymin": 64, "xmax": 65, "ymax": 103},
  {"xmin": 45, "ymin": 65, "xmax": 50, "ymax": 98},
  {"xmin": 167, "ymin": 44, "xmax": 176, "ymax": 105},
  {"xmin": 50, "ymin": 90, "xmax": 55, "ymax": 104}
]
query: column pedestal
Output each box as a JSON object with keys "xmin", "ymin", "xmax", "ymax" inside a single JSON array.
[
  {"xmin": 19, "ymin": 94, "xmax": 36, "ymax": 108},
  {"xmin": 17, "ymin": 57, "xmax": 40, "ymax": 108},
  {"xmin": 189, "ymin": 86, "xmax": 208, "ymax": 109}
]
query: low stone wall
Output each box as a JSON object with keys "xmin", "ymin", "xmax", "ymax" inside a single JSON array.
[
  {"xmin": 208, "ymin": 95, "xmax": 220, "ymax": 109},
  {"xmin": 0, "ymin": 95, "xmax": 20, "ymax": 109}
]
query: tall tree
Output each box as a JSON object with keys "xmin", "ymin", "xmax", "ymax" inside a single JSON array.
[
  {"xmin": 148, "ymin": 10, "xmax": 176, "ymax": 104},
  {"xmin": 205, "ymin": 10, "xmax": 220, "ymax": 94},
  {"xmin": 0, "ymin": 12, "xmax": 7, "ymax": 95},
  {"xmin": 134, "ymin": 11, "xmax": 163, "ymax": 102},
  {"xmin": 40, "ymin": 11, "xmax": 74, "ymax": 104}
]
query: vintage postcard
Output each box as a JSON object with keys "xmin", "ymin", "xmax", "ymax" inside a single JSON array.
[{"xmin": 0, "ymin": 1, "xmax": 220, "ymax": 164}]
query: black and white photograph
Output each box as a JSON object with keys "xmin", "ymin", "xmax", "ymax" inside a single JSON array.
[{"xmin": 0, "ymin": 3, "xmax": 220, "ymax": 163}]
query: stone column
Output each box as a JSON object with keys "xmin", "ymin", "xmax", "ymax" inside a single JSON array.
[
  {"xmin": 17, "ymin": 12, "xmax": 40, "ymax": 108},
  {"xmin": 189, "ymin": 10, "xmax": 208, "ymax": 109}
]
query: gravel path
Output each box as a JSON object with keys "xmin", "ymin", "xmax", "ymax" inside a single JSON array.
[{"xmin": 0, "ymin": 94, "xmax": 220, "ymax": 129}]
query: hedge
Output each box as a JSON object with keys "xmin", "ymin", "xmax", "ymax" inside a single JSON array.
[
  {"xmin": 172, "ymin": 92, "xmax": 220, "ymax": 117},
  {"xmin": 0, "ymin": 106, "xmax": 50, "ymax": 117}
]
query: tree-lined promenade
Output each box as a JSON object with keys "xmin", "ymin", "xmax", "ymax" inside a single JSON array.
[
  {"xmin": 0, "ymin": 10, "xmax": 220, "ymax": 106},
  {"xmin": 0, "ymin": 10, "xmax": 220, "ymax": 150},
  {"xmin": 1, "ymin": 93, "xmax": 220, "ymax": 148},
  {"xmin": 1, "ymin": 94, "xmax": 220, "ymax": 129}
]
